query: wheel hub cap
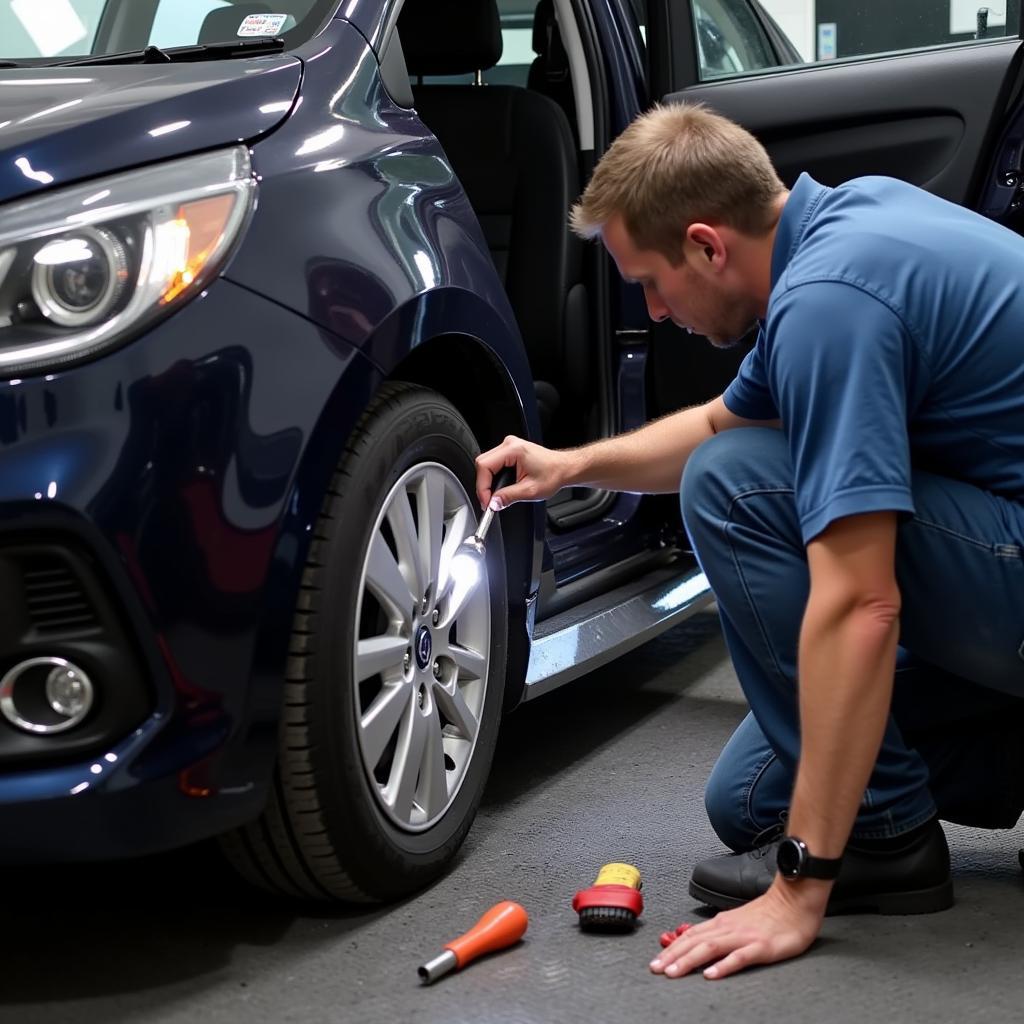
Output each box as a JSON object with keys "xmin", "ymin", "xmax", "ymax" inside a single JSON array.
[{"xmin": 414, "ymin": 625, "xmax": 432, "ymax": 670}]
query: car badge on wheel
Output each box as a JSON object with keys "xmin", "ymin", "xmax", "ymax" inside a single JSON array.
[{"xmin": 415, "ymin": 625, "xmax": 432, "ymax": 669}]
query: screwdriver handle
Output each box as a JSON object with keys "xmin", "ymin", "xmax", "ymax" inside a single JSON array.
[
  {"xmin": 446, "ymin": 899, "xmax": 528, "ymax": 967},
  {"xmin": 475, "ymin": 465, "xmax": 518, "ymax": 541},
  {"xmin": 490, "ymin": 464, "xmax": 517, "ymax": 498},
  {"xmin": 418, "ymin": 900, "xmax": 528, "ymax": 984}
]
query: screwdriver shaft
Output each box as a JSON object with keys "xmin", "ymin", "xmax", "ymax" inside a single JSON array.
[{"xmin": 418, "ymin": 949, "xmax": 458, "ymax": 984}]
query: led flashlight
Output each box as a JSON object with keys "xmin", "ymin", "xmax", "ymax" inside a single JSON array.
[{"xmin": 448, "ymin": 465, "xmax": 516, "ymax": 599}]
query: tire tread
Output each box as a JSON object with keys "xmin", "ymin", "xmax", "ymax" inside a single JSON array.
[{"xmin": 221, "ymin": 382, "xmax": 453, "ymax": 902}]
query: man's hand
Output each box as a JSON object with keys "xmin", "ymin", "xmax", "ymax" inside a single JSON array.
[
  {"xmin": 475, "ymin": 435, "xmax": 572, "ymax": 510},
  {"xmin": 650, "ymin": 880, "xmax": 827, "ymax": 980}
]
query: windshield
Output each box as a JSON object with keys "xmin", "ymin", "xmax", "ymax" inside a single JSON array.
[{"xmin": 0, "ymin": 0, "xmax": 340, "ymax": 61}]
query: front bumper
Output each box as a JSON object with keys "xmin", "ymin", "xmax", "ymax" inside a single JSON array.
[{"xmin": 0, "ymin": 278, "xmax": 377, "ymax": 861}]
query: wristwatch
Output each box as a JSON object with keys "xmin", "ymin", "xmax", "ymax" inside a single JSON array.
[{"xmin": 775, "ymin": 836, "xmax": 843, "ymax": 881}]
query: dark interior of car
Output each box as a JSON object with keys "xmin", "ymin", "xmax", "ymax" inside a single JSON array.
[{"xmin": 397, "ymin": 0, "xmax": 595, "ymax": 455}]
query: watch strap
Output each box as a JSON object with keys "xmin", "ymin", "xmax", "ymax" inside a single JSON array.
[
  {"xmin": 778, "ymin": 836, "xmax": 843, "ymax": 880},
  {"xmin": 801, "ymin": 851, "xmax": 843, "ymax": 880}
]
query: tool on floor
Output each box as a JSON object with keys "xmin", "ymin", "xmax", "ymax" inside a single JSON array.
[
  {"xmin": 659, "ymin": 922, "xmax": 692, "ymax": 947},
  {"xmin": 418, "ymin": 900, "xmax": 528, "ymax": 984},
  {"xmin": 572, "ymin": 863, "xmax": 644, "ymax": 932},
  {"xmin": 448, "ymin": 465, "xmax": 516, "ymax": 598}
]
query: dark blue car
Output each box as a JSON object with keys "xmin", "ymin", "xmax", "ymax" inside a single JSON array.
[{"xmin": 1, "ymin": 0, "xmax": 1019, "ymax": 902}]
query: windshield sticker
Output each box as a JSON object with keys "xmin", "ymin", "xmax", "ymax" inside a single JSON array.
[{"xmin": 237, "ymin": 13, "xmax": 289, "ymax": 37}]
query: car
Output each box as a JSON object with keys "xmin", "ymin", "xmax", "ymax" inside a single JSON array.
[{"xmin": 0, "ymin": 0, "xmax": 1019, "ymax": 903}]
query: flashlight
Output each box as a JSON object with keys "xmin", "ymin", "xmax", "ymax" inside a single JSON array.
[{"xmin": 448, "ymin": 465, "xmax": 516, "ymax": 598}]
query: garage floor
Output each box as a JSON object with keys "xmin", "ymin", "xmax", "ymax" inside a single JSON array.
[{"xmin": 5, "ymin": 609, "xmax": 1023, "ymax": 1024}]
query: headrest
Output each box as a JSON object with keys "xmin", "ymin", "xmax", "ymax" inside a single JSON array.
[
  {"xmin": 532, "ymin": 0, "xmax": 554, "ymax": 55},
  {"xmin": 399, "ymin": 0, "xmax": 503, "ymax": 77},
  {"xmin": 198, "ymin": 4, "xmax": 275, "ymax": 44}
]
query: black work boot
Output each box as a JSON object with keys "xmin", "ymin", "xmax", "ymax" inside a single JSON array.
[{"xmin": 689, "ymin": 817, "xmax": 954, "ymax": 915}]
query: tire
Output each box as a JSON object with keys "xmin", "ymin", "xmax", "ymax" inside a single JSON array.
[{"xmin": 221, "ymin": 382, "xmax": 509, "ymax": 902}]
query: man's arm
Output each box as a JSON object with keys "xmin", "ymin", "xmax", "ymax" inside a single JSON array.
[
  {"xmin": 476, "ymin": 395, "xmax": 778, "ymax": 507},
  {"xmin": 569, "ymin": 395, "xmax": 778, "ymax": 493},
  {"xmin": 785, "ymin": 509, "xmax": 901, "ymax": 865},
  {"xmin": 652, "ymin": 510, "xmax": 901, "ymax": 980}
]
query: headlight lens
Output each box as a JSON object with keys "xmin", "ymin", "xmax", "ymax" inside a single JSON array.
[
  {"xmin": 0, "ymin": 147, "xmax": 255, "ymax": 376},
  {"xmin": 32, "ymin": 227, "xmax": 130, "ymax": 328}
]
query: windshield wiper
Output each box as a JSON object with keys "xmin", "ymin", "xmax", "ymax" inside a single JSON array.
[{"xmin": 55, "ymin": 37, "xmax": 285, "ymax": 67}]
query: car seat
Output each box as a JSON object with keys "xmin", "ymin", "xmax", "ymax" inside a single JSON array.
[{"xmin": 399, "ymin": 0, "xmax": 591, "ymax": 444}]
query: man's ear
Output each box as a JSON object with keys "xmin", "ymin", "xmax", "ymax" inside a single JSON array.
[{"xmin": 686, "ymin": 223, "xmax": 726, "ymax": 267}]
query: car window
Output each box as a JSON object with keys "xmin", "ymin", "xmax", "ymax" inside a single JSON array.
[
  {"xmin": 629, "ymin": 0, "xmax": 794, "ymax": 80},
  {"xmin": 492, "ymin": 0, "xmax": 536, "ymax": 85},
  {"xmin": 809, "ymin": 0, "xmax": 1018, "ymax": 59},
  {"xmin": 0, "ymin": 0, "xmax": 332, "ymax": 61},
  {"xmin": 150, "ymin": 0, "xmax": 231, "ymax": 48},
  {"xmin": 696, "ymin": 0, "xmax": 1020, "ymax": 80},
  {"xmin": 694, "ymin": 0, "xmax": 776, "ymax": 78},
  {"xmin": 0, "ymin": 0, "xmax": 105, "ymax": 59}
]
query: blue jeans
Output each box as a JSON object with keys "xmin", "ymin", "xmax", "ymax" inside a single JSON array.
[{"xmin": 681, "ymin": 428, "xmax": 1024, "ymax": 851}]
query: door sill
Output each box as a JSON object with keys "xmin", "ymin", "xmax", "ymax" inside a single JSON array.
[{"xmin": 523, "ymin": 562, "xmax": 713, "ymax": 700}]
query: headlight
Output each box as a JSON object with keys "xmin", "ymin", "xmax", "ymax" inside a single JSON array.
[
  {"xmin": 31, "ymin": 228, "xmax": 130, "ymax": 328},
  {"xmin": 0, "ymin": 147, "xmax": 255, "ymax": 376}
]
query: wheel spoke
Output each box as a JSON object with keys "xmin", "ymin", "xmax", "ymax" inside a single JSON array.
[
  {"xmin": 388, "ymin": 703, "xmax": 429, "ymax": 821},
  {"xmin": 356, "ymin": 634, "xmax": 409, "ymax": 683},
  {"xmin": 385, "ymin": 490, "xmax": 423, "ymax": 602},
  {"xmin": 366, "ymin": 532, "xmax": 415, "ymax": 626},
  {"xmin": 435, "ymin": 681, "xmax": 479, "ymax": 742},
  {"xmin": 415, "ymin": 472, "xmax": 446, "ymax": 604},
  {"xmin": 360, "ymin": 681, "xmax": 412, "ymax": 768},
  {"xmin": 419, "ymin": 707, "xmax": 449, "ymax": 819},
  {"xmin": 438, "ymin": 505, "xmax": 473, "ymax": 593},
  {"xmin": 447, "ymin": 642, "xmax": 487, "ymax": 681},
  {"xmin": 437, "ymin": 574, "xmax": 477, "ymax": 629}
]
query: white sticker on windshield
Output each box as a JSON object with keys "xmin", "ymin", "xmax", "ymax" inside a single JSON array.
[{"xmin": 237, "ymin": 13, "xmax": 289, "ymax": 37}]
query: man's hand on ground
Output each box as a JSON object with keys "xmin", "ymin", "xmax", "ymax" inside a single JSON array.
[{"xmin": 650, "ymin": 879, "xmax": 828, "ymax": 980}]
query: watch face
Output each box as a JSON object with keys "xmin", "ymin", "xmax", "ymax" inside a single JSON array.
[{"xmin": 776, "ymin": 837, "xmax": 805, "ymax": 878}]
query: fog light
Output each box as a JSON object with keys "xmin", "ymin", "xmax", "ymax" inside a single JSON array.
[
  {"xmin": 46, "ymin": 663, "xmax": 91, "ymax": 718},
  {"xmin": 0, "ymin": 656, "xmax": 94, "ymax": 734}
]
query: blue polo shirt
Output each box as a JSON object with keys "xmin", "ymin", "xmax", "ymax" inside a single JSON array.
[{"xmin": 723, "ymin": 173, "xmax": 1024, "ymax": 543}]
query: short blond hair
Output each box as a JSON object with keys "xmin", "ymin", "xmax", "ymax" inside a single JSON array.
[{"xmin": 570, "ymin": 103, "xmax": 785, "ymax": 264}]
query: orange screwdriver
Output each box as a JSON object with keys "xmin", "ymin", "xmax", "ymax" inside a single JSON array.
[{"xmin": 418, "ymin": 900, "xmax": 529, "ymax": 984}]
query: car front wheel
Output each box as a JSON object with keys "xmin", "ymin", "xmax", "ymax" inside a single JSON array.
[{"xmin": 222, "ymin": 382, "xmax": 508, "ymax": 901}]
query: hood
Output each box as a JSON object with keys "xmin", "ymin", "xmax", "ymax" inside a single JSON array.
[{"xmin": 0, "ymin": 56, "xmax": 301, "ymax": 204}]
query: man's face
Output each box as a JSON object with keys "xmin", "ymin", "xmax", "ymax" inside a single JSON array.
[{"xmin": 601, "ymin": 214, "xmax": 756, "ymax": 348}]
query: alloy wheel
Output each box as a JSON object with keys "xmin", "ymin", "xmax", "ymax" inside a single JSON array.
[{"xmin": 353, "ymin": 462, "xmax": 490, "ymax": 832}]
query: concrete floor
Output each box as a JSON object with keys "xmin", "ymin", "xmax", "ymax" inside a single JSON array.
[{"xmin": 4, "ymin": 609, "xmax": 1023, "ymax": 1024}]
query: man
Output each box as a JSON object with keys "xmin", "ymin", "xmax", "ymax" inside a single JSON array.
[{"xmin": 474, "ymin": 103, "xmax": 1024, "ymax": 979}]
